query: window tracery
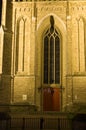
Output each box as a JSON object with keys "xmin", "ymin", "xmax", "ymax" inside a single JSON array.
[{"xmin": 43, "ymin": 16, "xmax": 60, "ymax": 84}]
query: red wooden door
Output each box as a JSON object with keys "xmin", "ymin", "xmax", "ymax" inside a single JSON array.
[
  {"xmin": 43, "ymin": 87, "xmax": 60, "ymax": 111},
  {"xmin": 53, "ymin": 88, "xmax": 60, "ymax": 111}
]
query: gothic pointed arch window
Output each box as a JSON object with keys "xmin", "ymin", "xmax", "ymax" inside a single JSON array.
[{"xmin": 43, "ymin": 16, "xmax": 60, "ymax": 84}]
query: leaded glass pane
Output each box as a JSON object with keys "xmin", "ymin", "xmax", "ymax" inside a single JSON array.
[
  {"xmin": 44, "ymin": 36, "xmax": 48, "ymax": 83},
  {"xmin": 55, "ymin": 36, "xmax": 60, "ymax": 83},
  {"xmin": 50, "ymin": 36, "xmax": 54, "ymax": 83}
]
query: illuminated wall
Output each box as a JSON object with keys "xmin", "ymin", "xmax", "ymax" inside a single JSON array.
[{"xmin": 0, "ymin": 0, "xmax": 86, "ymax": 112}]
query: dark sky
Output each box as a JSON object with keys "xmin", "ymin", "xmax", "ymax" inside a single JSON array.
[{"xmin": 0, "ymin": 0, "xmax": 2, "ymax": 25}]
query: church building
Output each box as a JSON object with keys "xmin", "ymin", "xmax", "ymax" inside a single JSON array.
[{"xmin": 0, "ymin": 0, "xmax": 86, "ymax": 112}]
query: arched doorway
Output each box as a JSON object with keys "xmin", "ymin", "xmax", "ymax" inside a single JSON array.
[{"xmin": 42, "ymin": 16, "xmax": 61, "ymax": 111}]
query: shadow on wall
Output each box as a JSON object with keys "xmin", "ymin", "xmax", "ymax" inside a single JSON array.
[
  {"xmin": 0, "ymin": 0, "xmax": 2, "ymax": 25},
  {"xmin": 0, "ymin": 75, "xmax": 1, "ymax": 87}
]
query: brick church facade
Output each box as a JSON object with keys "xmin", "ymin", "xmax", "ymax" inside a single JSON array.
[{"xmin": 0, "ymin": 0, "xmax": 86, "ymax": 112}]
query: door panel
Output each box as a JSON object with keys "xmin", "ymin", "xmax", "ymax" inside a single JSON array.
[
  {"xmin": 53, "ymin": 88, "xmax": 60, "ymax": 111},
  {"xmin": 43, "ymin": 87, "xmax": 53, "ymax": 111}
]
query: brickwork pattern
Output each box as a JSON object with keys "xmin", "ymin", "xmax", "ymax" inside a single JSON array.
[{"xmin": 0, "ymin": 1, "xmax": 86, "ymax": 112}]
